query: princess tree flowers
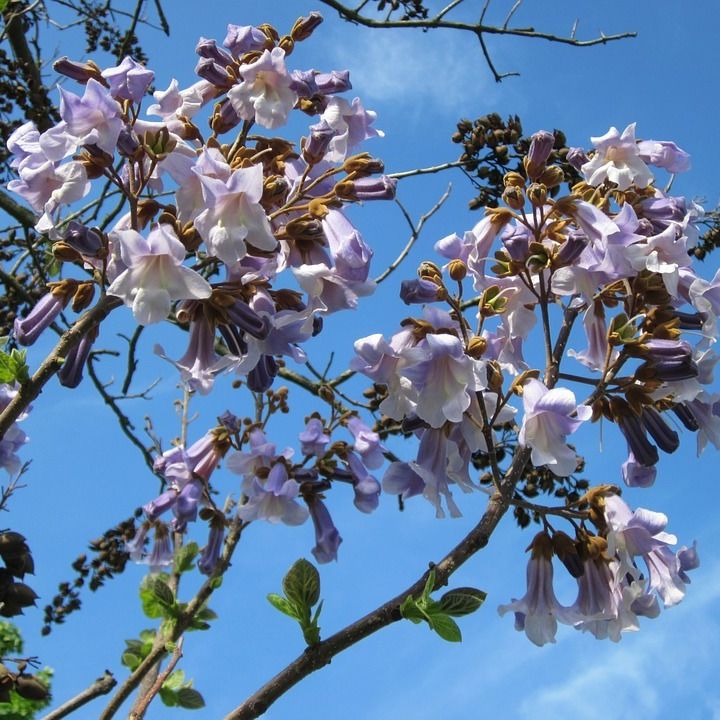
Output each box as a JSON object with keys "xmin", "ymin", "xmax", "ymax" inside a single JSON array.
[{"xmin": 0, "ymin": 5, "xmax": 714, "ymax": 661}]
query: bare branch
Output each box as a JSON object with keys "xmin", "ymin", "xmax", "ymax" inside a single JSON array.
[
  {"xmin": 317, "ymin": 0, "xmax": 635, "ymax": 81},
  {"xmin": 128, "ymin": 637, "xmax": 184, "ymax": 720},
  {"xmin": 41, "ymin": 671, "xmax": 117, "ymax": 720}
]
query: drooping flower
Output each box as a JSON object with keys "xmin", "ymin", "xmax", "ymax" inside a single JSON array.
[
  {"xmin": 237, "ymin": 463, "xmax": 309, "ymax": 525},
  {"xmin": 518, "ymin": 379, "xmax": 591, "ymax": 477},
  {"xmin": 306, "ymin": 494, "xmax": 342, "ymax": 563},
  {"xmin": 498, "ymin": 532, "xmax": 574, "ymax": 646}
]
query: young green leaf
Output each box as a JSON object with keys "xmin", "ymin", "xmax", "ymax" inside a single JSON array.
[
  {"xmin": 428, "ymin": 613, "xmax": 462, "ymax": 643},
  {"xmin": 177, "ymin": 687, "xmax": 206, "ymax": 710},
  {"xmin": 121, "ymin": 652, "xmax": 141, "ymax": 671},
  {"xmin": 421, "ymin": 568, "xmax": 437, "ymax": 603},
  {"xmin": 282, "ymin": 559, "xmax": 320, "ymax": 610},
  {"xmin": 267, "ymin": 593, "xmax": 300, "ymax": 620},
  {"xmin": 174, "ymin": 542, "xmax": 199, "ymax": 574},
  {"xmin": 399, "ymin": 596, "xmax": 425, "ymax": 624},
  {"xmin": 438, "ymin": 587, "xmax": 487, "ymax": 617},
  {"xmin": 159, "ymin": 686, "xmax": 179, "ymax": 707}
]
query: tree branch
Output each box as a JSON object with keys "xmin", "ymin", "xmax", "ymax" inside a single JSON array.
[
  {"xmin": 0, "ymin": 295, "xmax": 122, "ymax": 440},
  {"xmin": 41, "ymin": 671, "xmax": 117, "ymax": 720},
  {"xmin": 317, "ymin": 0, "xmax": 635, "ymax": 81},
  {"xmin": 224, "ymin": 446, "xmax": 531, "ymax": 720}
]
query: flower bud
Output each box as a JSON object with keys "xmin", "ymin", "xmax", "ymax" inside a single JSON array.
[
  {"xmin": 537, "ymin": 165, "xmax": 565, "ymax": 189},
  {"xmin": 503, "ymin": 171, "xmax": 525, "ymax": 188},
  {"xmin": 223, "ymin": 24, "xmax": 268, "ymax": 57},
  {"xmin": 526, "ymin": 182, "xmax": 547, "ymax": 207},
  {"xmin": 195, "ymin": 37, "xmax": 234, "ymax": 66},
  {"xmin": 342, "ymin": 153, "xmax": 384, "ymax": 175},
  {"xmin": 336, "ymin": 175, "xmax": 397, "ymax": 201},
  {"xmin": 53, "ymin": 56, "xmax": 104, "ymax": 83},
  {"xmin": 116, "ymin": 127, "xmax": 141, "ymax": 158},
  {"xmin": 524, "ymin": 130, "xmax": 555, "ymax": 180},
  {"xmin": 448, "ymin": 259, "xmax": 467, "ymax": 281},
  {"xmin": 466, "ymin": 336, "xmax": 487, "ymax": 359},
  {"xmin": 303, "ymin": 119, "xmax": 336, "ymax": 164},
  {"xmin": 566, "ymin": 147, "xmax": 589, "ymax": 172},
  {"xmin": 314, "ymin": 69, "xmax": 351, "ymax": 94},
  {"xmin": 502, "ymin": 185, "xmax": 525, "ymax": 210},
  {"xmin": 291, "ymin": 11, "xmax": 324, "ymax": 41},
  {"xmin": 195, "ymin": 58, "xmax": 233, "ymax": 89},
  {"xmin": 211, "ymin": 99, "xmax": 242, "ymax": 134},
  {"xmin": 71, "ymin": 282, "xmax": 96, "ymax": 313}
]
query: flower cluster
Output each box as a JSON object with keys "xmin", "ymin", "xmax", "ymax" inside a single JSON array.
[
  {"xmin": 350, "ymin": 123, "xmax": 706, "ymax": 641},
  {"xmin": 8, "ymin": 13, "xmax": 393, "ymax": 399}
]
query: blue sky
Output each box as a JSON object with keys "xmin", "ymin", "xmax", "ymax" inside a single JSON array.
[{"xmin": 6, "ymin": 1, "xmax": 720, "ymax": 718}]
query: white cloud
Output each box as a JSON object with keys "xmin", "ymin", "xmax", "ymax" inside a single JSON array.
[{"xmin": 323, "ymin": 26, "xmax": 495, "ymax": 111}]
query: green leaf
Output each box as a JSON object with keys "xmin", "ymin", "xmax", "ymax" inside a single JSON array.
[
  {"xmin": 0, "ymin": 353, "xmax": 16, "ymax": 384},
  {"xmin": 152, "ymin": 577, "xmax": 175, "ymax": 607},
  {"xmin": 177, "ymin": 687, "xmax": 206, "ymax": 710},
  {"xmin": 428, "ymin": 613, "xmax": 462, "ymax": 643},
  {"xmin": 421, "ymin": 568, "xmax": 436, "ymax": 603},
  {"xmin": 139, "ymin": 575, "xmax": 175, "ymax": 619},
  {"xmin": 282, "ymin": 559, "xmax": 320, "ymax": 610},
  {"xmin": 0, "ymin": 1, "xmax": 8, "ymax": 16},
  {"xmin": 267, "ymin": 593, "xmax": 299, "ymax": 620},
  {"xmin": 302, "ymin": 624, "xmax": 320, "ymax": 646},
  {"xmin": 399, "ymin": 596, "xmax": 424, "ymax": 624},
  {"xmin": 174, "ymin": 542, "xmax": 199, "ymax": 574},
  {"xmin": 210, "ymin": 575, "xmax": 223, "ymax": 590},
  {"xmin": 162, "ymin": 669, "xmax": 185, "ymax": 691},
  {"xmin": 121, "ymin": 652, "xmax": 141, "ymax": 671},
  {"xmin": 438, "ymin": 587, "xmax": 487, "ymax": 617},
  {"xmin": 159, "ymin": 686, "xmax": 179, "ymax": 707}
]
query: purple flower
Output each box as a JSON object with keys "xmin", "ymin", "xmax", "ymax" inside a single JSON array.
[
  {"xmin": 382, "ymin": 462, "xmax": 425, "ymax": 503},
  {"xmin": 518, "ymin": 379, "xmax": 591, "ymax": 477},
  {"xmin": 237, "ymin": 463, "xmax": 309, "ymax": 525},
  {"xmin": 399, "ymin": 278, "xmax": 442, "ymax": 305},
  {"xmin": 198, "ymin": 519, "xmax": 225, "ymax": 575},
  {"xmin": 401, "ymin": 333, "xmax": 477, "ymax": 428},
  {"xmin": 323, "ymin": 209, "xmax": 373, "ymax": 283},
  {"xmin": 228, "ymin": 48, "xmax": 297, "ymax": 129},
  {"xmin": 58, "ymin": 326, "xmax": 97, "ymax": 388},
  {"xmin": 307, "ymin": 495, "xmax": 342, "ymax": 563},
  {"xmin": 101, "ymin": 57, "xmax": 154, "ymax": 103},
  {"xmin": 13, "ymin": 291, "xmax": 66, "ymax": 346},
  {"xmin": 346, "ymin": 417, "xmax": 384, "ymax": 469},
  {"xmin": 299, "ymin": 418, "xmax": 330, "ymax": 457},
  {"xmin": 525, "ymin": 130, "xmax": 554, "ymax": 179},
  {"xmin": 637, "ymin": 140, "xmax": 691, "ymax": 174},
  {"xmin": 57, "ymin": 78, "xmax": 123, "ymax": 155},
  {"xmin": 498, "ymin": 532, "xmax": 574, "ymax": 646},
  {"xmin": 410, "ymin": 428, "xmax": 461, "ymax": 519},
  {"xmin": 223, "ymin": 24, "xmax": 267, "ymax": 57},
  {"xmin": 346, "ymin": 452, "xmax": 380, "ymax": 513},
  {"xmin": 320, "ymin": 96, "xmax": 383, "ymax": 162},
  {"xmin": 621, "ymin": 451, "xmax": 657, "ymax": 487},
  {"xmin": 194, "ymin": 163, "xmax": 277, "ymax": 265},
  {"xmin": 315, "ymin": 70, "xmax": 352, "ymax": 95},
  {"xmin": 303, "ymin": 119, "xmax": 337, "ymax": 164},
  {"xmin": 581, "ymin": 123, "xmax": 653, "ymax": 190}
]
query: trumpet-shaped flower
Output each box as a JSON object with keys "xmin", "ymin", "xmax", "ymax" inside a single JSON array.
[
  {"xmin": 107, "ymin": 224, "xmax": 212, "ymax": 325},
  {"xmin": 518, "ymin": 379, "xmax": 591, "ymax": 477},
  {"xmin": 228, "ymin": 48, "xmax": 297, "ymax": 129},
  {"xmin": 581, "ymin": 123, "xmax": 653, "ymax": 190}
]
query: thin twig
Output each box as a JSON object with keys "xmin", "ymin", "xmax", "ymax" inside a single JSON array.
[
  {"xmin": 373, "ymin": 185, "xmax": 452, "ymax": 285},
  {"xmin": 98, "ymin": 518, "xmax": 247, "ymax": 720},
  {"xmin": 128, "ymin": 637, "xmax": 184, "ymax": 720}
]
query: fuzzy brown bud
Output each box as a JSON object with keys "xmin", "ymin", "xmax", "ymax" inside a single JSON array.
[
  {"xmin": 448, "ymin": 259, "xmax": 467, "ymax": 282},
  {"xmin": 71, "ymin": 282, "xmax": 96, "ymax": 313},
  {"xmin": 526, "ymin": 183, "xmax": 547, "ymax": 207},
  {"xmin": 502, "ymin": 185, "xmax": 525, "ymax": 210},
  {"xmin": 466, "ymin": 336, "xmax": 487, "ymax": 359}
]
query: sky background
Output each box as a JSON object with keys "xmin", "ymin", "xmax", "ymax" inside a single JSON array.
[{"xmin": 5, "ymin": 1, "xmax": 720, "ymax": 718}]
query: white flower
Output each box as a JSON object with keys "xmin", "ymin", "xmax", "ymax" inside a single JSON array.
[
  {"xmin": 228, "ymin": 48, "xmax": 297, "ymax": 129},
  {"xmin": 107, "ymin": 224, "xmax": 212, "ymax": 325},
  {"xmin": 582, "ymin": 123, "xmax": 654, "ymax": 190},
  {"xmin": 518, "ymin": 379, "xmax": 591, "ymax": 476}
]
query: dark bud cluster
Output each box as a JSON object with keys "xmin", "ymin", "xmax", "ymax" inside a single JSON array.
[
  {"xmin": 692, "ymin": 209, "xmax": 720, "ymax": 260},
  {"xmin": 42, "ymin": 513, "xmax": 138, "ymax": 635},
  {"xmin": 0, "ymin": 531, "xmax": 37, "ymax": 618},
  {"xmin": 372, "ymin": 0, "xmax": 429, "ymax": 20},
  {"xmin": 0, "ymin": 661, "xmax": 49, "ymax": 704},
  {"xmin": 451, "ymin": 113, "xmax": 581, "ymax": 210}
]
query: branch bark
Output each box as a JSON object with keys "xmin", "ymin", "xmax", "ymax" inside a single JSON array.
[
  {"xmin": 41, "ymin": 671, "xmax": 117, "ymax": 720},
  {"xmin": 0, "ymin": 295, "xmax": 121, "ymax": 440},
  {"xmin": 223, "ymin": 446, "xmax": 532, "ymax": 720}
]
